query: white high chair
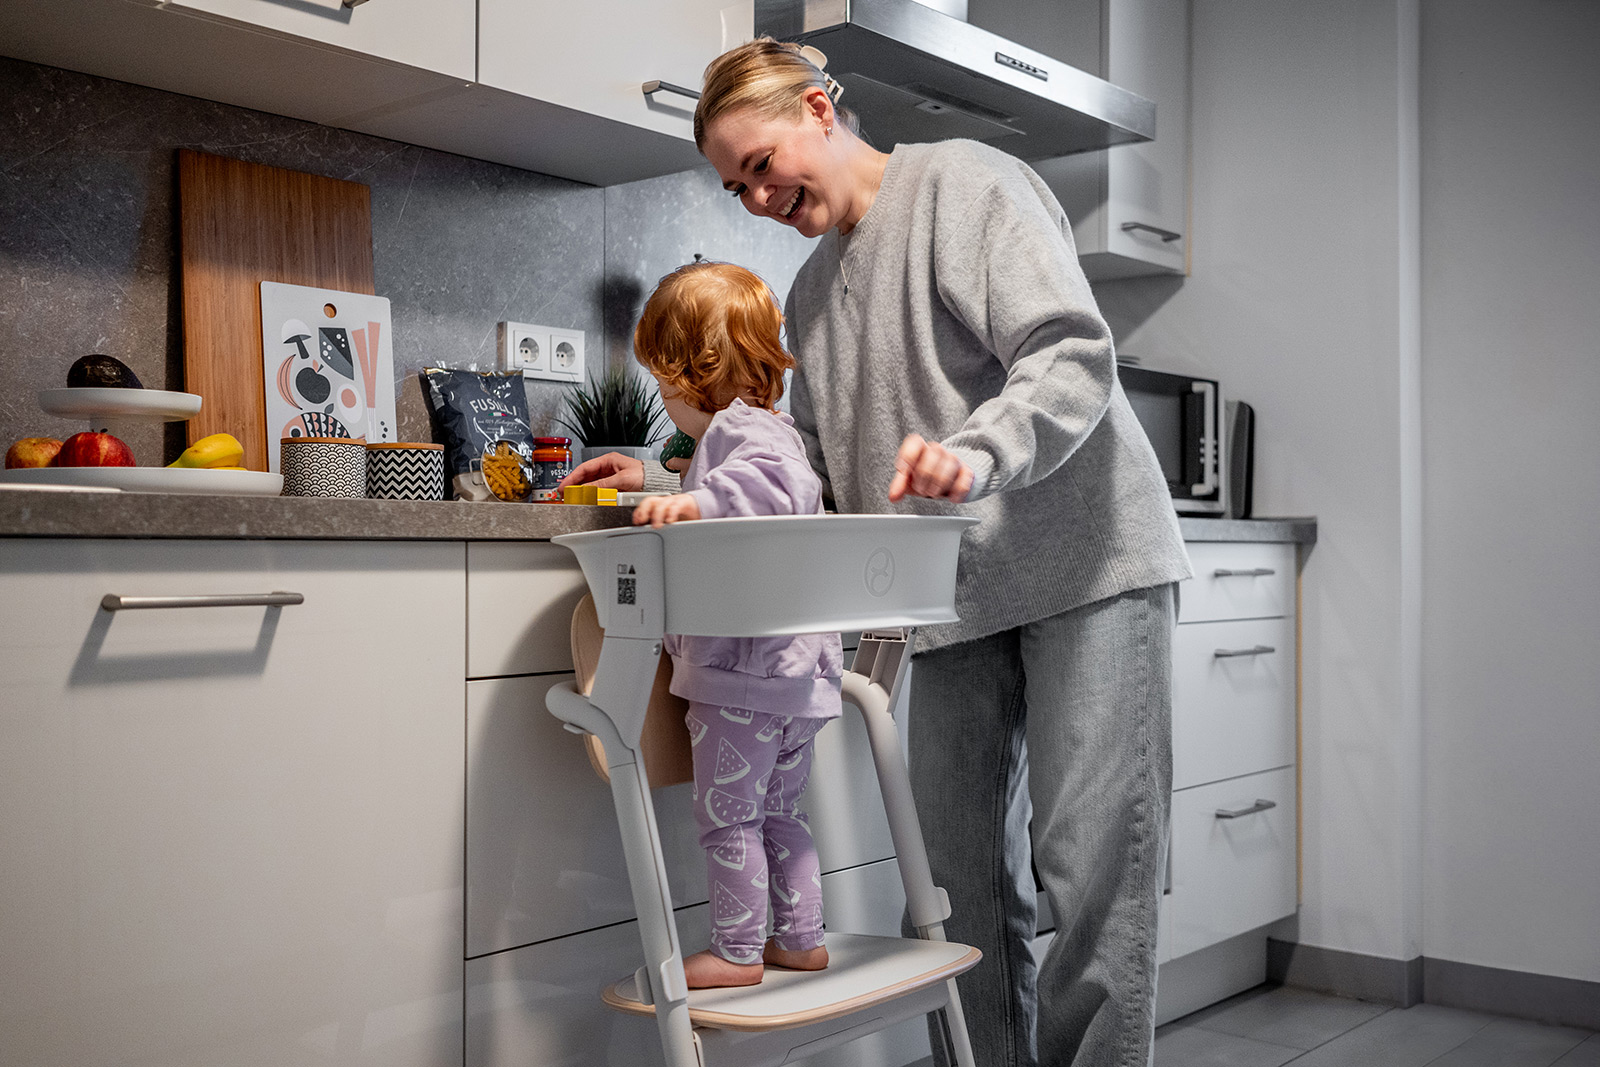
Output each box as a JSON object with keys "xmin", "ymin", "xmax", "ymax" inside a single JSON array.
[{"xmin": 545, "ymin": 514, "xmax": 981, "ymax": 1067}]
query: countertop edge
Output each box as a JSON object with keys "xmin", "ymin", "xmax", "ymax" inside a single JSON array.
[{"xmin": 1177, "ymin": 516, "xmax": 1318, "ymax": 544}]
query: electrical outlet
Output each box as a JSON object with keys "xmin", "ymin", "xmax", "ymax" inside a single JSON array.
[
  {"xmin": 498, "ymin": 321, "xmax": 549, "ymax": 376},
  {"xmin": 547, "ymin": 327, "xmax": 585, "ymax": 384}
]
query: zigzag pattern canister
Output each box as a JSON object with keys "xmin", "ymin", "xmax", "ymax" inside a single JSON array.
[
  {"xmin": 366, "ymin": 443, "xmax": 445, "ymax": 500},
  {"xmin": 280, "ymin": 437, "xmax": 366, "ymax": 498}
]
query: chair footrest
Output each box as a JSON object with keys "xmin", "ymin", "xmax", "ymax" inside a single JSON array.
[{"xmin": 601, "ymin": 933, "xmax": 981, "ymax": 1033}]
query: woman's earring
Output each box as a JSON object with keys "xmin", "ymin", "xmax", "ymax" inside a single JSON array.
[{"xmin": 825, "ymin": 124, "xmax": 833, "ymax": 137}]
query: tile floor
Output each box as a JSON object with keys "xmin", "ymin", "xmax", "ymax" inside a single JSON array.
[{"xmin": 1155, "ymin": 985, "xmax": 1599, "ymax": 1067}]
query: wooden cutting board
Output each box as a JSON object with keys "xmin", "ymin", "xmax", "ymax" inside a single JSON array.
[{"xmin": 178, "ymin": 149, "xmax": 375, "ymax": 472}]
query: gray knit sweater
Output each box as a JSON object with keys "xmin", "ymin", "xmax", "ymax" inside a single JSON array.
[{"xmin": 785, "ymin": 140, "xmax": 1191, "ymax": 651}]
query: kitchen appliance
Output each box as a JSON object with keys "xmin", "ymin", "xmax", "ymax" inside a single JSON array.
[
  {"xmin": 753, "ymin": 0, "xmax": 1154, "ymax": 159},
  {"xmin": 1117, "ymin": 361, "xmax": 1226, "ymax": 516}
]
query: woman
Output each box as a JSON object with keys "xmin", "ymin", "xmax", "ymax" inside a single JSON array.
[{"xmin": 562, "ymin": 39, "xmax": 1190, "ymax": 1067}]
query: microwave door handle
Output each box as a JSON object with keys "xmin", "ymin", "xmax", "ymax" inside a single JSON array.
[{"xmin": 1191, "ymin": 381, "xmax": 1219, "ymax": 497}]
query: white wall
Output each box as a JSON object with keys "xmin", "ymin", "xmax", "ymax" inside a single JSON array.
[
  {"xmin": 1094, "ymin": 0, "xmax": 1427, "ymax": 963},
  {"xmin": 1418, "ymin": 1, "xmax": 1600, "ymax": 983}
]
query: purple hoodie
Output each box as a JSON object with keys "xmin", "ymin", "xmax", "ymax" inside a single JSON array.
[{"xmin": 664, "ymin": 399, "xmax": 844, "ymax": 719}]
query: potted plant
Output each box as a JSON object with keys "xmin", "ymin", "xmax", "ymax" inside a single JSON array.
[{"xmin": 557, "ymin": 364, "xmax": 673, "ymax": 464}]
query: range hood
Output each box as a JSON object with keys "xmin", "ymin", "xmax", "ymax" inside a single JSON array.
[{"xmin": 754, "ymin": 0, "xmax": 1155, "ymax": 159}]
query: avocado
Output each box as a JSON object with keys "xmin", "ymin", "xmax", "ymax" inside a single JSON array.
[{"xmin": 67, "ymin": 354, "xmax": 144, "ymax": 389}]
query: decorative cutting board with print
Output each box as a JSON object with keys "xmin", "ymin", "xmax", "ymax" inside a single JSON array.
[{"xmin": 260, "ymin": 281, "xmax": 396, "ymax": 474}]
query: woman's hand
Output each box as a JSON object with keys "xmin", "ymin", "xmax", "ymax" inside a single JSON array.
[
  {"xmin": 888, "ymin": 434, "xmax": 974, "ymax": 503},
  {"xmin": 633, "ymin": 493, "xmax": 702, "ymax": 528},
  {"xmin": 558, "ymin": 452, "xmax": 645, "ymax": 492}
]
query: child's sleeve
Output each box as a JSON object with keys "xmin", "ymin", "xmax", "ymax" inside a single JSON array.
[{"xmin": 685, "ymin": 413, "xmax": 821, "ymax": 520}]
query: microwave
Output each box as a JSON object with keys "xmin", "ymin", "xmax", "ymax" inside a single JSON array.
[{"xmin": 1118, "ymin": 362, "xmax": 1228, "ymax": 516}]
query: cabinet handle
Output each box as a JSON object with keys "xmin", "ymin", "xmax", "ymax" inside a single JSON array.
[
  {"xmin": 101, "ymin": 592, "xmax": 305, "ymax": 611},
  {"xmin": 642, "ymin": 80, "xmax": 701, "ymax": 103},
  {"xmin": 1213, "ymin": 567, "xmax": 1276, "ymax": 578},
  {"xmin": 1215, "ymin": 799, "xmax": 1277, "ymax": 820},
  {"xmin": 1120, "ymin": 221, "xmax": 1182, "ymax": 243},
  {"xmin": 1213, "ymin": 644, "xmax": 1275, "ymax": 659}
]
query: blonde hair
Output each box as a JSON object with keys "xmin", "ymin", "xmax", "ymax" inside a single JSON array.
[
  {"xmin": 633, "ymin": 261, "xmax": 795, "ymax": 413},
  {"xmin": 694, "ymin": 37, "xmax": 859, "ymax": 150}
]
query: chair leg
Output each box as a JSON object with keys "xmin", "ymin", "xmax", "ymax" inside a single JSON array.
[{"xmin": 607, "ymin": 753, "xmax": 701, "ymax": 1067}]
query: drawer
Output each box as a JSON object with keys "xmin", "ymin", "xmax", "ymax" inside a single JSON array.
[
  {"xmin": 467, "ymin": 541, "xmax": 590, "ymax": 678},
  {"xmin": 1172, "ymin": 616, "xmax": 1297, "ymax": 789},
  {"xmin": 466, "ymin": 860, "xmax": 923, "ymax": 1067},
  {"xmin": 466, "ymin": 676, "xmax": 894, "ymax": 957},
  {"xmin": 1168, "ymin": 767, "xmax": 1297, "ymax": 959},
  {"xmin": 1178, "ymin": 542, "xmax": 1296, "ymax": 623}
]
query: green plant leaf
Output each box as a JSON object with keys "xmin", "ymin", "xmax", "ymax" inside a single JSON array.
[{"xmin": 556, "ymin": 365, "xmax": 672, "ymax": 447}]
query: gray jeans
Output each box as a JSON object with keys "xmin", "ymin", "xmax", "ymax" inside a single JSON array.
[{"xmin": 907, "ymin": 584, "xmax": 1175, "ymax": 1067}]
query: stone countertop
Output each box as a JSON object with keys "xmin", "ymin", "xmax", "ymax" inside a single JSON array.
[
  {"xmin": 0, "ymin": 488, "xmax": 1317, "ymax": 545},
  {"xmin": 1178, "ymin": 516, "xmax": 1318, "ymax": 544},
  {"xmin": 0, "ymin": 488, "xmax": 635, "ymax": 541}
]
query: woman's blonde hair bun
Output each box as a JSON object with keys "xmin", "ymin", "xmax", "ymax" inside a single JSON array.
[{"xmin": 694, "ymin": 36, "xmax": 860, "ymax": 151}]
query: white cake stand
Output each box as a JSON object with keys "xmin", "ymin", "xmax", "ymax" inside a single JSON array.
[{"xmin": 3, "ymin": 388, "xmax": 283, "ymax": 495}]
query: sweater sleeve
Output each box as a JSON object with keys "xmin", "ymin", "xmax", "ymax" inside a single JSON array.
[
  {"xmin": 932, "ymin": 173, "xmax": 1116, "ymax": 501},
  {"xmin": 640, "ymin": 460, "xmax": 681, "ymax": 492}
]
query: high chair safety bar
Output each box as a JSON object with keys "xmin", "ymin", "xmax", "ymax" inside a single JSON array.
[{"xmin": 545, "ymin": 514, "xmax": 980, "ymax": 1067}]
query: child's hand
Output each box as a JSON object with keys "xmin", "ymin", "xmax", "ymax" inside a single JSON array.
[{"xmin": 633, "ymin": 493, "xmax": 701, "ymax": 528}]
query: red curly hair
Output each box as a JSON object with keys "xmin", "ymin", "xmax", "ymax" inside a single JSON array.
[{"xmin": 633, "ymin": 261, "xmax": 795, "ymax": 413}]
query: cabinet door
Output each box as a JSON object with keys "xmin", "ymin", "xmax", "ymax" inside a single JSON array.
[
  {"xmin": 478, "ymin": 0, "xmax": 729, "ymax": 143},
  {"xmin": 466, "ymin": 541, "xmax": 591, "ymax": 679},
  {"xmin": 1178, "ymin": 542, "xmax": 1297, "ymax": 624},
  {"xmin": 1171, "ymin": 615, "xmax": 1296, "ymax": 790},
  {"xmin": 1167, "ymin": 767, "xmax": 1296, "ymax": 959},
  {"xmin": 0, "ymin": 539, "xmax": 466, "ymax": 1067},
  {"xmin": 158, "ymin": 0, "xmax": 476, "ymax": 79}
]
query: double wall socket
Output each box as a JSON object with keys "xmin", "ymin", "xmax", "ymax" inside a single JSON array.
[{"xmin": 498, "ymin": 321, "xmax": 584, "ymax": 383}]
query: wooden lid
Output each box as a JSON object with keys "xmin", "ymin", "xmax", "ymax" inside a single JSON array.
[
  {"xmin": 366, "ymin": 442, "xmax": 444, "ymax": 451},
  {"xmin": 280, "ymin": 436, "xmax": 364, "ymax": 445}
]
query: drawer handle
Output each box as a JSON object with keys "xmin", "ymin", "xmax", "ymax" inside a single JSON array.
[
  {"xmin": 1215, "ymin": 799, "xmax": 1277, "ymax": 820},
  {"xmin": 1214, "ymin": 644, "xmax": 1275, "ymax": 658},
  {"xmin": 1213, "ymin": 567, "xmax": 1276, "ymax": 577},
  {"xmin": 101, "ymin": 592, "xmax": 305, "ymax": 612},
  {"xmin": 1120, "ymin": 221, "xmax": 1182, "ymax": 243},
  {"xmin": 642, "ymin": 80, "xmax": 701, "ymax": 103}
]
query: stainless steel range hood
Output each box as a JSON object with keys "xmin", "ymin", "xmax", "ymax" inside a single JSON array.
[{"xmin": 754, "ymin": 0, "xmax": 1155, "ymax": 159}]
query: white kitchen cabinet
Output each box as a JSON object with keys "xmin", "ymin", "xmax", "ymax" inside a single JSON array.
[
  {"xmin": 156, "ymin": 0, "xmax": 476, "ymax": 80},
  {"xmin": 466, "ymin": 541, "xmax": 592, "ymax": 679},
  {"xmin": 971, "ymin": 0, "xmax": 1191, "ymax": 279},
  {"xmin": 1168, "ymin": 767, "xmax": 1298, "ymax": 958},
  {"xmin": 1171, "ymin": 614, "xmax": 1296, "ymax": 790},
  {"xmin": 0, "ymin": 538, "xmax": 467, "ymax": 1067}
]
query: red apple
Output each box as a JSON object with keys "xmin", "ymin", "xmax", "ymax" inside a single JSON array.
[
  {"xmin": 52, "ymin": 431, "xmax": 135, "ymax": 468},
  {"xmin": 5, "ymin": 437, "xmax": 65, "ymax": 469}
]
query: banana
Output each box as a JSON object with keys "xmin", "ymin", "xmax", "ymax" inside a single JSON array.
[{"xmin": 168, "ymin": 433, "xmax": 245, "ymax": 469}]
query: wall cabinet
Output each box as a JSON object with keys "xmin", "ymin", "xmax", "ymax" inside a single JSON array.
[
  {"xmin": 971, "ymin": 0, "xmax": 1192, "ymax": 279},
  {"xmin": 0, "ymin": 539, "xmax": 467, "ymax": 1067}
]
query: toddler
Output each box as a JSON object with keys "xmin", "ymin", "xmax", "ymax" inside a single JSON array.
[{"xmin": 631, "ymin": 261, "xmax": 843, "ymax": 989}]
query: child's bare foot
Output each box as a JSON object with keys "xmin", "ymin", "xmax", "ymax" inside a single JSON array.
[
  {"xmin": 682, "ymin": 949, "xmax": 764, "ymax": 989},
  {"xmin": 763, "ymin": 940, "xmax": 829, "ymax": 971}
]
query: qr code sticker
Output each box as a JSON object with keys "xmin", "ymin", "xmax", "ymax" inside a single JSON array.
[{"xmin": 617, "ymin": 577, "xmax": 637, "ymax": 606}]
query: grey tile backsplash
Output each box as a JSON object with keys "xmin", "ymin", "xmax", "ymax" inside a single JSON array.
[{"xmin": 0, "ymin": 55, "xmax": 816, "ymax": 465}]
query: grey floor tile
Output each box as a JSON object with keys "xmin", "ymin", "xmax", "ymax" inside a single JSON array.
[
  {"xmin": 1552, "ymin": 1034, "xmax": 1600, "ymax": 1067},
  {"xmin": 1281, "ymin": 1003, "xmax": 1492, "ymax": 1067},
  {"xmin": 1425, "ymin": 1018, "xmax": 1594, "ymax": 1067},
  {"xmin": 1153, "ymin": 1021, "xmax": 1301, "ymax": 1067},
  {"xmin": 1184, "ymin": 985, "xmax": 1391, "ymax": 1050}
]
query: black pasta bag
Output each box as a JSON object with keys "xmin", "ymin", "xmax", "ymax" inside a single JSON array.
[{"xmin": 420, "ymin": 367, "xmax": 535, "ymax": 501}]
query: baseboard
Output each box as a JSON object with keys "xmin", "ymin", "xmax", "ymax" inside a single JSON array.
[
  {"xmin": 1423, "ymin": 957, "xmax": 1600, "ymax": 1031},
  {"xmin": 1267, "ymin": 938, "xmax": 1423, "ymax": 1006},
  {"xmin": 1156, "ymin": 932, "xmax": 1269, "ymax": 1027},
  {"xmin": 1268, "ymin": 939, "xmax": 1600, "ymax": 1029}
]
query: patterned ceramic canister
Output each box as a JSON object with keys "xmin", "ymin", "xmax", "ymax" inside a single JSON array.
[
  {"xmin": 366, "ymin": 443, "xmax": 445, "ymax": 500},
  {"xmin": 279, "ymin": 437, "xmax": 366, "ymax": 498}
]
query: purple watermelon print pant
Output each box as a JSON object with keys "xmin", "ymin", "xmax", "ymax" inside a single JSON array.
[{"xmin": 685, "ymin": 701, "xmax": 830, "ymax": 965}]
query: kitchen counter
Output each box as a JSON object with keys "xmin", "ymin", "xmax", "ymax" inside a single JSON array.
[
  {"xmin": 0, "ymin": 489, "xmax": 1317, "ymax": 544},
  {"xmin": 0, "ymin": 488, "xmax": 635, "ymax": 541},
  {"xmin": 1178, "ymin": 516, "xmax": 1317, "ymax": 544}
]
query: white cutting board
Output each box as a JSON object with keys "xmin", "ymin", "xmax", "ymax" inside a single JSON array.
[{"xmin": 260, "ymin": 281, "xmax": 397, "ymax": 473}]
